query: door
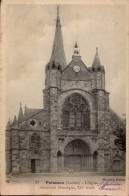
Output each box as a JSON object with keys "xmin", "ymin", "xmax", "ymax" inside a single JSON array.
[
  {"xmin": 31, "ymin": 159, "xmax": 36, "ymax": 173},
  {"xmin": 113, "ymin": 160, "xmax": 121, "ymax": 171},
  {"xmin": 64, "ymin": 140, "xmax": 90, "ymax": 171},
  {"xmin": 65, "ymin": 155, "xmax": 81, "ymax": 171}
]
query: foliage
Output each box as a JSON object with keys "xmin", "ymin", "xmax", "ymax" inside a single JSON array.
[{"xmin": 114, "ymin": 126, "xmax": 126, "ymax": 152}]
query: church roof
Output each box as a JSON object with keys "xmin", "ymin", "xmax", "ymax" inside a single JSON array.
[
  {"xmin": 49, "ymin": 6, "xmax": 66, "ymax": 70},
  {"xmin": 24, "ymin": 107, "xmax": 43, "ymax": 120},
  {"xmin": 109, "ymin": 107, "xmax": 125, "ymax": 128}
]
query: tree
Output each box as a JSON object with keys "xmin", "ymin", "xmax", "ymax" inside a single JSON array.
[{"xmin": 114, "ymin": 126, "xmax": 126, "ymax": 152}]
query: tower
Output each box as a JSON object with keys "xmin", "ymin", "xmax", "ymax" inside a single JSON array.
[{"xmin": 43, "ymin": 6, "xmax": 66, "ymax": 172}]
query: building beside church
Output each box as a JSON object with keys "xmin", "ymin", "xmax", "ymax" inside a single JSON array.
[{"xmin": 6, "ymin": 7, "xmax": 125, "ymax": 174}]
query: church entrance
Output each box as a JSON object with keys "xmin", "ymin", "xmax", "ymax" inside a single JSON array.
[
  {"xmin": 31, "ymin": 159, "xmax": 40, "ymax": 173},
  {"xmin": 64, "ymin": 139, "xmax": 91, "ymax": 171},
  {"xmin": 31, "ymin": 159, "xmax": 36, "ymax": 173}
]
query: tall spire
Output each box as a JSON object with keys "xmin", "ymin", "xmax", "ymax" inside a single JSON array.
[
  {"xmin": 49, "ymin": 6, "xmax": 66, "ymax": 70},
  {"xmin": 92, "ymin": 47, "xmax": 101, "ymax": 68},
  {"xmin": 18, "ymin": 102, "xmax": 24, "ymax": 123}
]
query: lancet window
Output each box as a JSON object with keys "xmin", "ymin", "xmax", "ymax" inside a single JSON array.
[{"xmin": 30, "ymin": 133, "xmax": 41, "ymax": 149}]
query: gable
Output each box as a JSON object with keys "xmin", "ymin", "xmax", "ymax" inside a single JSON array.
[
  {"xmin": 19, "ymin": 109, "xmax": 47, "ymax": 131},
  {"xmin": 61, "ymin": 59, "xmax": 91, "ymax": 81}
]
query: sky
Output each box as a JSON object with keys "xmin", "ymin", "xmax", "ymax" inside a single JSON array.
[{"xmin": 3, "ymin": 3, "xmax": 127, "ymax": 122}]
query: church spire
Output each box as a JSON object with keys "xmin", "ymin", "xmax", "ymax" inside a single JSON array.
[
  {"xmin": 92, "ymin": 47, "xmax": 101, "ymax": 68},
  {"xmin": 49, "ymin": 6, "xmax": 66, "ymax": 70},
  {"xmin": 18, "ymin": 102, "xmax": 24, "ymax": 123}
]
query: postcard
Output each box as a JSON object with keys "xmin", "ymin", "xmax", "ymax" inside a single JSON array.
[{"xmin": 0, "ymin": 0, "xmax": 128, "ymax": 195}]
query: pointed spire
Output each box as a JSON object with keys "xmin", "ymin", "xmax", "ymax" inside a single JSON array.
[
  {"xmin": 18, "ymin": 102, "xmax": 24, "ymax": 123},
  {"xmin": 6, "ymin": 118, "xmax": 11, "ymax": 130},
  {"xmin": 92, "ymin": 47, "xmax": 101, "ymax": 68},
  {"xmin": 49, "ymin": 6, "xmax": 66, "ymax": 70},
  {"xmin": 12, "ymin": 115, "xmax": 18, "ymax": 125},
  {"xmin": 24, "ymin": 104, "xmax": 27, "ymax": 119}
]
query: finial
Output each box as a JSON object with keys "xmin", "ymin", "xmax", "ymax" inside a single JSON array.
[
  {"xmin": 20, "ymin": 102, "xmax": 22, "ymax": 108},
  {"xmin": 57, "ymin": 5, "xmax": 59, "ymax": 16},
  {"xmin": 73, "ymin": 42, "xmax": 80, "ymax": 56},
  {"xmin": 75, "ymin": 42, "xmax": 78, "ymax": 48}
]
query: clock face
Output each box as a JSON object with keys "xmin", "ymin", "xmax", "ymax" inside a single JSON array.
[{"xmin": 73, "ymin": 65, "xmax": 80, "ymax": 72}]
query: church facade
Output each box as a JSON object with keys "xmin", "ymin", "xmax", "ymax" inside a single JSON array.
[{"xmin": 6, "ymin": 7, "xmax": 125, "ymax": 174}]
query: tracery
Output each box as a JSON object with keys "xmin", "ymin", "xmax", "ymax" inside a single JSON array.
[{"xmin": 62, "ymin": 93, "xmax": 90, "ymax": 130}]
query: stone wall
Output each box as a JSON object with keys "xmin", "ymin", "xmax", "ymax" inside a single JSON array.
[
  {"xmin": 5, "ymin": 129, "xmax": 12, "ymax": 174},
  {"xmin": 11, "ymin": 126, "xmax": 19, "ymax": 174},
  {"xmin": 61, "ymin": 80, "xmax": 92, "ymax": 92},
  {"xmin": 19, "ymin": 130, "xmax": 50, "ymax": 173},
  {"xmin": 49, "ymin": 88, "xmax": 60, "ymax": 172}
]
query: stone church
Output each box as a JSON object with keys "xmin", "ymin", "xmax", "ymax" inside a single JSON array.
[{"xmin": 6, "ymin": 7, "xmax": 125, "ymax": 174}]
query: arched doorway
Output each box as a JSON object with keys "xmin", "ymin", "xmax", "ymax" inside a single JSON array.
[{"xmin": 64, "ymin": 139, "xmax": 91, "ymax": 171}]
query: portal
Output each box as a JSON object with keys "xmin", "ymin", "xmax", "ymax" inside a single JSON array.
[{"xmin": 64, "ymin": 139, "xmax": 91, "ymax": 171}]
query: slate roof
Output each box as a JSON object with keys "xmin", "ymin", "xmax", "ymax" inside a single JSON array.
[
  {"xmin": 109, "ymin": 107, "xmax": 125, "ymax": 128},
  {"xmin": 24, "ymin": 108, "xmax": 43, "ymax": 120}
]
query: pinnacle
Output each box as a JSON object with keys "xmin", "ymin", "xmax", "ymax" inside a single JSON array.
[
  {"xmin": 92, "ymin": 47, "xmax": 101, "ymax": 68},
  {"xmin": 6, "ymin": 118, "xmax": 11, "ymax": 130},
  {"xmin": 13, "ymin": 115, "xmax": 18, "ymax": 125},
  {"xmin": 18, "ymin": 102, "xmax": 24, "ymax": 123}
]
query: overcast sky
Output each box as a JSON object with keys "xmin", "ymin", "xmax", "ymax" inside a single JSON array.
[{"xmin": 3, "ymin": 3, "xmax": 127, "ymax": 122}]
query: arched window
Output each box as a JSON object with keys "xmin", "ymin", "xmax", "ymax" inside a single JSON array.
[
  {"xmin": 62, "ymin": 93, "xmax": 90, "ymax": 130},
  {"xmin": 62, "ymin": 111, "xmax": 69, "ymax": 128},
  {"xmin": 30, "ymin": 133, "xmax": 41, "ymax": 149}
]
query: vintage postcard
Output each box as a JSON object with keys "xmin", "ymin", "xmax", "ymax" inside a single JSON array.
[{"xmin": 0, "ymin": 0, "xmax": 128, "ymax": 195}]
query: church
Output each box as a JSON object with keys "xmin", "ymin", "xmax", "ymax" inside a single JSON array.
[{"xmin": 6, "ymin": 6, "xmax": 125, "ymax": 174}]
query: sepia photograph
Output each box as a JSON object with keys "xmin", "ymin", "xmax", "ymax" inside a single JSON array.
[{"xmin": 0, "ymin": 0, "xmax": 128, "ymax": 195}]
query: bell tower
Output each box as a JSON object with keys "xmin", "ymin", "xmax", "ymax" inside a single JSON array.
[{"xmin": 43, "ymin": 6, "xmax": 66, "ymax": 172}]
